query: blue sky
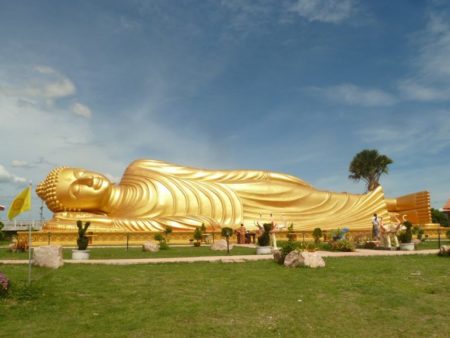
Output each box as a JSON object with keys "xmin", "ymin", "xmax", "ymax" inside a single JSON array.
[{"xmin": 0, "ymin": 0, "xmax": 449, "ymax": 219}]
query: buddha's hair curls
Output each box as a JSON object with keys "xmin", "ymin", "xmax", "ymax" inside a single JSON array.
[{"xmin": 36, "ymin": 167, "xmax": 80, "ymax": 212}]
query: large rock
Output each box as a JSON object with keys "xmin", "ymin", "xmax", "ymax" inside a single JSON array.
[
  {"xmin": 32, "ymin": 245, "xmax": 64, "ymax": 269},
  {"xmin": 210, "ymin": 239, "xmax": 233, "ymax": 251},
  {"xmin": 284, "ymin": 251, "xmax": 325, "ymax": 268},
  {"xmin": 438, "ymin": 245, "xmax": 450, "ymax": 257},
  {"xmin": 142, "ymin": 241, "xmax": 160, "ymax": 252}
]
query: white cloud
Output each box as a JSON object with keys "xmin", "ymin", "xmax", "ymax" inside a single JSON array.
[
  {"xmin": 34, "ymin": 66, "xmax": 59, "ymax": 75},
  {"xmin": 288, "ymin": 0, "xmax": 356, "ymax": 23},
  {"xmin": 397, "ymin": 79, "xmax": 448, "ymax": 101},
  {"xmin": 309, "ymin": 11, "xmax": 450, "ymax": 106},
  {"xmin": 0, "ymin": 63, "xmax": 226, "ymax": 220},
  {"xmin": 220, "ymin": 0, "xmax": 274, "ymax": 33},
  {"xmin": 72, "ymin": 102, "xmax": 92, "ymax": 118},
  {"xmin": 398, "ymin": 12, "xmax": 450, "ymax": 101},
  {"xmin": 357, "ymin": 111, "xmax": 450, "ymax": 156},
  {"xmin": 12, "ymin": 160, "xmax": 32, "ymax": 168},
  {"xmin": 0, "ymin": 65, "xmax": 76, "ymax": 101},
  {"xmin": 0, "ymin": 164, "xmax": 27, "ymax": 184},
  {"xmin": 309, "ymin": 83, "xmax": 397, "ymax": 106},
  {"xmin": 118, "ymin": 16, "xmax": 140, "ymax": 31}
]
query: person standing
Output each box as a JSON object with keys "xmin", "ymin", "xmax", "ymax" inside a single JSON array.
[
  {"xmin": 236, "ymin": 223, "xmax": 247, "ymax": 244},
  {"xmin": 372, "ymin": 213, "xmax": 380, "ymax": 241}
]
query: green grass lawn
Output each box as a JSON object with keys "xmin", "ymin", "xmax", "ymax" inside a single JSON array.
[
  {"xmin": 416, "ymin": 240, "xmax": 450, "ymax": 250},
  {"xmin": 0, "ymin": 245, "xmax": 256, "ymax": 260},
  {"xmin": 1, "ymin": 240, "xmax": 449, "ymax": 261},
  {"xmin": 1, "ymin": 255, "xmax": 449, "ymax": 337}
]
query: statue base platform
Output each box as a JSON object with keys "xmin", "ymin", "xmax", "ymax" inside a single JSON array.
[{"xmin": 16, "ymin": 227, "xmax": 445, "ymax": 247}]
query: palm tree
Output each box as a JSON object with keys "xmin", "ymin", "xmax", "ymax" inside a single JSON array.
[{"xmin": 349, "ymin": 149, "xmax": 393, "ymax": 191}]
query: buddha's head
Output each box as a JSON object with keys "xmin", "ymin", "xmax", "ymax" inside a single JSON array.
[{"xmin": 36, "ymin": 167, "xmax": 112, "ymax": 212}]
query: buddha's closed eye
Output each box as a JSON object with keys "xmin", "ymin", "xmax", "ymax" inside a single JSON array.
[
  {"xmin": 69, "ymin": 184, "xmax": 81, "ymax": 198},
  {"xmin": 76, "ymin": 177, "xmax": 94, "ymax": 187}
]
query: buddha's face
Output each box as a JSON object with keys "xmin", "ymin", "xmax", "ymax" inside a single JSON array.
[{"xmin": 36, "ymin": 167, "xmax": 112, "ymax": 212}]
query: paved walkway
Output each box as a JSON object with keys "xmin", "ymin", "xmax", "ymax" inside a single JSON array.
[{"xmin": 0, "ymin": 249, "xmax": 439, "ymax": 265}]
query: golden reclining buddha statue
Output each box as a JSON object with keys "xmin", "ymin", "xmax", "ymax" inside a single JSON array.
[{"xmin": 36, "ymin": 159, "xmax": 431, "ymax": 232}]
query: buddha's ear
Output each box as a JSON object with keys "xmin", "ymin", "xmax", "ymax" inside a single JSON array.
[{"xmin": 76, "ymin": 176, "xmax": 94, "ymax": 187}]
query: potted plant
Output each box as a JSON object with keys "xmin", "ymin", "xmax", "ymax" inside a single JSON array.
[
  {"xmin": 72, "ymin": 220, "xmax": 91, "ymax": 260},
  {"xmin": 193, "ymin": 227, "xmax": 202, "ymax": 247},
  {"xmin": 287, "ymin": 223, "xmax": 297, "ymax": 242},
  {"xmin": 256, "ymin": 223, "xmax": 272, "ymax": 255},
  {"xmin": 398, "ymin": 221, "xmax": 414, "ymax": 251}
]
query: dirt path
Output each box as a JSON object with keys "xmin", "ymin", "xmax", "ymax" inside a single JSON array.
[{"xmin": 0, "ymin": 249, "xmax": 439, "ymax": 265}]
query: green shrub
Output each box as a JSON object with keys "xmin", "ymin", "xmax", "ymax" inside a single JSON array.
[
  {"xmin": 153, "ymin": 229, "xmax": 171, "ymax": 250},
  {"xmin": 193, "ymin": 227, "xmax": 203, "ymax": 246},
  {"xmin": 417, "ymin": 227, "xmax": 424, "ymax": 240},
  {"xmin": 159, "ymin": 242, "xmax": 169, "ymax": 250},
  {"xmin": 305, "ymin": 242, "xmax": 316, "ymax": 251},
  {"xmin": 280, "ymin": 241, "xmax": 299, "ymax": 257},
  {"xmin": 364, "ymin": 241, "xmax": 377, "ymax": 249},
  {"xmin": 287, "ymin": 233, "xmax": 297, "ymax": 241},
  {"xmin": 277, "ymin": 241, "xmax": 304, "ymax": 264},
  {"xmin": 164, "ymin": 227, "xmax": 173, "ymax": 242},
  {"xmin": 0, "ymin": 221, "xmax": 5, "ymax": 241},
  {"xmin": 154, "ymin": 233, "xmax": 164, "ymax": 242},
  {"xmin": 398, "ymin": 221, "xmax": 413, "ymax": 244},
  {"xmin": 329, "ymin": 239, "xmax": 355, "ymax": 252},
  {"xmin": 330, "ymin": 228, "xmax": 349, "ymax": 241}
]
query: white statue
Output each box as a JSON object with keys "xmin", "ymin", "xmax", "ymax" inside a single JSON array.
[{"xmin": 380, "ymin": 215, "xmax": 406, "ymax": 249}]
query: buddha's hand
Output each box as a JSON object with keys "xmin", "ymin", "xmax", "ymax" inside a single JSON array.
[{"xmin": 54, "ymin": 211, "xmax": 111, "ymax": 224}]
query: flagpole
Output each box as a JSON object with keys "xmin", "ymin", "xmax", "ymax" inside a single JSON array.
[{"xmin": 28, "ymin": 182, "xmax": 32, "ymax": 286}]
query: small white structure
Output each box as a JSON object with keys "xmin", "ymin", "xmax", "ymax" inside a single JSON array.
[{"xmin": 72, "ymin": 250, "xmax": 90, "ymax": 260}]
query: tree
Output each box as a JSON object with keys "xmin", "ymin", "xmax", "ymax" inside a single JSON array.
[
  {"xmin": 431, "ymin": 208, "xmax": 449, "ymax": 227},
  {"xmin": 349, "ymin": 149, "xmax": 393, "ymax": 191}
]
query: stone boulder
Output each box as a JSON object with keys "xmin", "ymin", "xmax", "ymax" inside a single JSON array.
[
  {"xmin": 142, "ymin": 242, "xmax": 160, "ymax": 252},
  {"xmin": 284, "ymin": 251, "xmax": 325, "ymax": 268},
  {"xmin": 438, "ymin": 245, "xmax": 450, "ymax": 257},
  {"xmin": 32, "ymin": 245, "xmax": 64, "ymax": 269},
  {"xmin": 210, "ymin": 239, "xmax": 233, "ymax": 251},
  {"xmin": 272, "ymin": 249, "xmax": 284, "ymax": 264}
]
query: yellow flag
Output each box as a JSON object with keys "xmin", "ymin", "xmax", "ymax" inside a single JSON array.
[{"xmin": 8, "ymin": 186, "xmax": 32, "ymax": 220}]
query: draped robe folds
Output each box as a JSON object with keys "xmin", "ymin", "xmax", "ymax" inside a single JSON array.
[{"xmin": 46, "ymin": 159, "xmax": 391, "ymax": 232}]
